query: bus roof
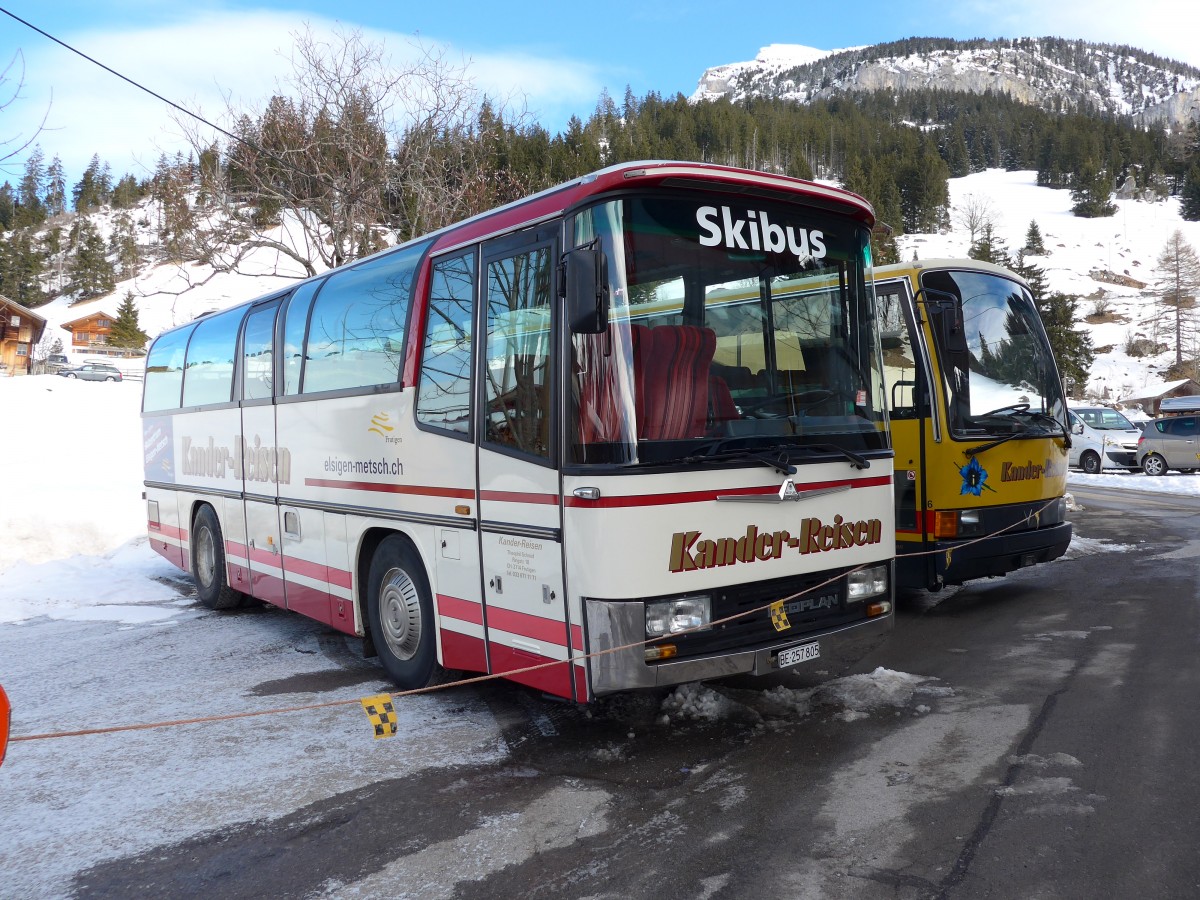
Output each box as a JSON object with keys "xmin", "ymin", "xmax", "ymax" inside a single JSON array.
[
  {"xmin": 150, "ymin": 161, "xmax": 876, "ymax": 345},
  {"xmin": 872, "ymin": 258, "xmax": 1031, "ymax": 290}
]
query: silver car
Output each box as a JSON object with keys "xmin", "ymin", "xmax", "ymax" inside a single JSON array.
[
  {"xmin": 1137, "ymin": 415, "xmax": 1200, "ymax": 475},
  {"xmin": 57, "ymin": 363, "xmax": 123, "ymax": 382}
]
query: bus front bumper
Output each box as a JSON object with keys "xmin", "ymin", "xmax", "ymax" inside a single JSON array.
[
  {"xmin": 584, "ymin": 600, "xmax": 894, "ymax": 697},
  {"xmin": 897, "ymin": 520, "xmax": 1073, "ymax": 590}
]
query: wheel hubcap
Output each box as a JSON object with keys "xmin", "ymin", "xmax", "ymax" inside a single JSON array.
[
  {"xmin": 379, "ymin": 568, "xmax": 422, "ymax": 660},
  {"xmin": 195, "ymin": 525, "xmax": 215, "ymax": 587}
]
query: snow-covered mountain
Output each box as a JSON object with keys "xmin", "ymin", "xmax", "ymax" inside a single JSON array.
[{"xmin": 692, "ymin": 37, "xmax": 1200, "ymax": 129}]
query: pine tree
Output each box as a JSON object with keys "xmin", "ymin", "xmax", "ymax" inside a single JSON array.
[
  {"xmin": 73, "ymin": 155, "xmax": 107, "ymax": 212},
  {"xmin": 68, "ymin": 219, "xmax": 116, "ymax": 299},
  {"xmin": 1153, "ymin": 230, "xmax": 1200, "ymax": 368},
  {"xmin": 44, "ymin": 155, "xmax": 67, "ymax": 217},
  {"xmin": 0, "ymin": 183, "xmax": 13, "ymax": 230},
  {"xmin": 1070, "ymin": 159, "xmax": 1116, "ymax": 218},
  {"xmin": 1024, "ymin": 219, "xmax": 1047, "ymax": 255},
  {"xmin": 1181, "ymin": 162, "xmax": 1200, "ymax": 223},
  {"xmin": 108, "ymin": 292, "xmax": 149, "ymax": 349},
  {"xmin": 15, "ymin": 146, "xmax": 47, "ymax": 228},
  {"xmin": 969, "ymin": 223, "xmax": 1010, "ymax": 266}
]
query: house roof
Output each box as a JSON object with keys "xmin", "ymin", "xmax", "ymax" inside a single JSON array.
[
  {"xmin": 0, "ymin": 294, "xmax": 49, "ymax": 325},
  {"xmin": 61, "ymin": 311, "xmax": 117, "ymax": 329},
  {"xmin": 1121, "ymin": 379, "xmax": 1200, "ymax": 403}
]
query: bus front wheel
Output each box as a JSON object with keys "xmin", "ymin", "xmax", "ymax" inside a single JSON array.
[
  {"xmin": 367, "ymin": 536, "xmax": 444, "ymax": 691},
  {"xmin": 192, "ymin": 505, "xmax": 244, "ymax": 609}
]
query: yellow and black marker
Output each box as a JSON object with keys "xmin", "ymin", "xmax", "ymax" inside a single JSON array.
[
  {"xmin": 360, "ymin": 693, "xmax": 397, "ymax": 739},
  {"xmin": 769, "ymin": 600, "xmax": 791, "ymax": 632}
]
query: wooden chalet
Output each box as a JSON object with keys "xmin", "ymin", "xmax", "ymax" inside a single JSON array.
[{"xmin": 0, "ymin": 295, "xmax": 48, "ymax": 376}]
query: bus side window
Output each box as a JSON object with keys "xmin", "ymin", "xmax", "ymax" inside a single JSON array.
[
  {"xmin": 182, "ymin": 308, "xmax": 245, "ymax": 407},
  {"xmin": 483, "ymin": 243, "xmax": 554, "ymax": 457},
  {"xmin": 242, "ymin": 302, "xmax": 280, "ymax": 401},
  {"xmin": 301, "ymin": 242, "xmax": 428, "ymax": 394},
  {"xmin": 281, "ymin": 280, "xmax": 324, "ymax": 396},
  {"xmin": 417, "ymin": 252, "xmax": 476, "ymax": 434},
  {"xmin": 143, "ymin": 325, "xmax": 194, "ymax": 412}
]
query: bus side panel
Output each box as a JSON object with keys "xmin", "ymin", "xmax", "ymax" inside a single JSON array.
[
  {"xmin": 146, "ymin": 485, "xmax": 186, "ymax": 571},
  {"xmin": 220, "ymin": 495, "xmax": 252, "ymax": 595},
  {"xmin": 322, "ymin": 512, "xmax": 355, "ymax": 635},
  {"xmin": 278, "ymin": 506, "xmax": 332, "ymax": 626},
  {"xmin": 433, "ymin": 525, "xmax": 489, "ymax": 675}
]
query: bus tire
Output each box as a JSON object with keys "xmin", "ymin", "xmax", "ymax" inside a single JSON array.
[
  {"xmin": 1141, "ymin": 453, "xmax": 1167, "ymax": 477},
  {"xmin": 191, "ymin": 505, "xmax": 243, "ymax": 610},
  {"xmin": 1079, "ymin": 450, "xmax": 1102, "ymax": 474},
  {"xmin": 367, "ymin": 536, "xmax": 444, "ymax": 691}
]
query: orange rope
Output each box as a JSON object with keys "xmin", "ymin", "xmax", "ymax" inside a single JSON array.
[{"xmin": 5, "ymin": 497, "xmax": 1062, "ymax": 746}]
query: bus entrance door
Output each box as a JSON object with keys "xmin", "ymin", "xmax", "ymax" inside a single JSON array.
[{"xmin": 475, "ymin": 235, "xmax": 575, "ymax": 700}]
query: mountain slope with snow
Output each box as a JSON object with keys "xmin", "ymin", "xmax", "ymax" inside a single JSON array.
[{"xmin": 692, "ymin": 37, "xmax": 1200, "ymax": 129}]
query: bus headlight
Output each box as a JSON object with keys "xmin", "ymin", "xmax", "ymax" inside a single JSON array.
[
  {"xmin": 646, "ymin": 595, "xmax": 712, "ymax": 637},
  {"xmin": 847, "ymin": 565, "xmax": 888, "ymax": 601}
]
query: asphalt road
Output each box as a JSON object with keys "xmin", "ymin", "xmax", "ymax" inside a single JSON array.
[{"xmin": 7, "ymin": 485, "xmax": 1200, "ymax": 899}]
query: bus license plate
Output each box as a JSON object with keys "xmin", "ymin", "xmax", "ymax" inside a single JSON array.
[{"xmin": 777, "ymin": 642, "xmax": 820, "ymax": 669}]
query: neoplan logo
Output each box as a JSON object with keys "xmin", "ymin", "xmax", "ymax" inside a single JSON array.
[{"xmin": 696, "ymin": 206, "xmax": 826, "ymax": 261}]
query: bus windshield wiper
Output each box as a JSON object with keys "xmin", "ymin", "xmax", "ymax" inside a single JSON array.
[
  {"xmin": 679, "ymin": 441, "xmax": 797, "ymax": 475},
  {"xmin": 965, "ymin": 410, "xmax": 1067, "ymax": 455},
  {"xmin": 793, "ymin": 443, "xmax": 871, "ymax": 470}
]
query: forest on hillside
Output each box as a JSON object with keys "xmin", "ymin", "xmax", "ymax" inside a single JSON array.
[{"xmin": 4, "ymin": 28, "xmax": 1200, "ymax": 314}]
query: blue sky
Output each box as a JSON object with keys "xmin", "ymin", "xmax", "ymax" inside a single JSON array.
[{"xmin": 2, "ymin": 0, "xmax": 1199, "ymax": 187}]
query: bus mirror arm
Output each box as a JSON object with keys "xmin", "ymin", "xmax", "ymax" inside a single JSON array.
[{"xmin": 564, "ymin": 242, "xmax": 610, "ymax": 335}]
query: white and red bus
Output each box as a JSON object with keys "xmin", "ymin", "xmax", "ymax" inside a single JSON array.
[{"xmin": 141, "ymin": 161, "xmax": 895, "ymax": 703}]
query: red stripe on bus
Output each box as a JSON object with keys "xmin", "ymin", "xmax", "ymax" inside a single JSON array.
[
  {"xmin": 440, "ymin": 629, "xmax": 489, "ymax": 673},
  {"xmin": 487, "ymin": 643, "xmax": 573, "ymax": 700},
  {"xmin": 151, "ymin": 538, "xmax": 185, "ymax": 571},
  {"xmin": 570, "ymin": 624, "xmax": 584, "ymax": 652},
  {"xmin": 225, "ymin": 540, "xmax": 248, "ymax": 561},
  {"xmin": 479, "ymin": 490, "xmax": 560, "ymax": 506},
  {"xmin": 437, "ymin": 594, "xmax": 484, "ymax": 626},
  {"xmin": 148, "ymin": 521, "xmax": 187, "ymax": 541},
  {"xmin": 563, "ymin": 475, "xmax": 894, "ymax": 508},
  {"xmin": 303, "ymin": 478, "xmax": 474, "ymax": 500},
  {"xmin": 282, "ymin": 554, "xmax": 354, "ymax": 590},
  {"xmin": 487, "ymin": 606, "xmax": 570, "ymax": 647}
]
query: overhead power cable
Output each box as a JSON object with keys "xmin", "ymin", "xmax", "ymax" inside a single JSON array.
[{"xmin": 0, "ymin": 4, "xmax": 392, "ymax": 224}]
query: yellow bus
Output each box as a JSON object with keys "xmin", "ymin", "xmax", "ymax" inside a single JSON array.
[{"xmin": 871, "ymin": 259, "xmax": 1072, "ymax": 591}]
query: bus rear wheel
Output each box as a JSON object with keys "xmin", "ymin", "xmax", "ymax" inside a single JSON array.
[
  {"xmin": 191, "ymin": 505, "xmax": 244, "ymax": 609},
  {"xmin": 367, "ymin": 536, "xmax": 444, "ymax": 691}
]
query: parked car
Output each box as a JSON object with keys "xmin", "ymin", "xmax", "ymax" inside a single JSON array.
[
  {"xmin": 46, "ymin": 354, "xmax": 70, "ymax": 373},
  {"xmin": 1137, "ymin": 414, "xmax": 1200, "ymax": 475},
  {"xmin": 57, "ymin": 363, "xmax": 123, "ymax": 382},
  {"xmin": 1067, "ymin": 406, "xmax": 1143, "ymax": 473}
]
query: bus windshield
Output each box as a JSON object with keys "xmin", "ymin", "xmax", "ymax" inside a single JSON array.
[
  {"xmin": 568, "ymin": 194, "xmax": 886, "ymax": 467},
  {"xmin": 921, "ymin": 268, "xmax": 1066, "ymax": 437}
]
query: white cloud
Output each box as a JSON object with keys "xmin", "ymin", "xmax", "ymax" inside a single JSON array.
[{"xmin": 6, "ymin": 10, "xmax": 603, "ymax": 185}]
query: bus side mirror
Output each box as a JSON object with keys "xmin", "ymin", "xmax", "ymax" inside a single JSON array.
[{"xmin": 564, "ymin": 244, "xmax": 609, "ymax": 335}]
